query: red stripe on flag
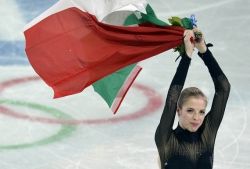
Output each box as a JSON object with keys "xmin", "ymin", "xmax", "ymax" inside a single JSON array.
[{"xmin": 24, "ymin": 7, "xmax": 184, "ymax": 98}]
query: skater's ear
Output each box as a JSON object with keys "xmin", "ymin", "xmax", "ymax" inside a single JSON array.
[{"xmin": 177, "ymin": 107, "xmax": 181, "ymax": 116}]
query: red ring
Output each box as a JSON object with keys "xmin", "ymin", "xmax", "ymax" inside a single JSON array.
[{"xmin": 0, "ymin": 76, "xmax": 163, "ymax": 125}]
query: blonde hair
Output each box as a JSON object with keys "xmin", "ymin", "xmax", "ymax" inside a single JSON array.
[{"xmin": 177, "ymin": 87, "xmax": 208, "ymax": 108}]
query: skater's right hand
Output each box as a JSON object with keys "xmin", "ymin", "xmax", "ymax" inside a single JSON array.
[{"xmin": 193, "ymin": 28, "xmax": 207, "ymax": 54}]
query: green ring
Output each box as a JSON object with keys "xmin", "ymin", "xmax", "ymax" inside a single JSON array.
[{"xmin": 0, "ymin": 99, "xmax": 76, "ymax": 150}]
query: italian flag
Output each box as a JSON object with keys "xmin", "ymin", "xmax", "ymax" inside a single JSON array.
[{"xmin": 24, "ymin": 0, "xmax": 184, "ymax": 113}]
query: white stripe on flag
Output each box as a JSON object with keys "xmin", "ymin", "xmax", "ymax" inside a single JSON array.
[{"xmin": 24, "ymin": 0, "xmax": 148, "ymax": 30}]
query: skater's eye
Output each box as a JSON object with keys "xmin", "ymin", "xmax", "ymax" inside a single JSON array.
[
  {"xmin": 199, "ymin": 110, "xmax": 205, "ymax": 114},
  {"xmin": 187, "ymin": 108, "xmax": 194, "ymax": 113}
]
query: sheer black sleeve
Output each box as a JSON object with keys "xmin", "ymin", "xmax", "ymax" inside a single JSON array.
[
  {"xmin": 155, "ymin": 54, "xmax": 191, "ymax": 148},
  {"xmin": 198, "ymin": 48, "xmax": 231, "ymax": 134}
]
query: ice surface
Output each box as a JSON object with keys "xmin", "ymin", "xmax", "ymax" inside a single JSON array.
[{"xmin": 0, "ymin": 0, "xmax": 250, "ymax": 169}]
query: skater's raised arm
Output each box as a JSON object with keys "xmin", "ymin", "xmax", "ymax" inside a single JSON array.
[
  {"xmin": 155, "ymin": 30, "xmax": 194, "ymax": 148},
  {"xmin": 194, "ymin": 29, "xmax": 231, "ymax": 133}
]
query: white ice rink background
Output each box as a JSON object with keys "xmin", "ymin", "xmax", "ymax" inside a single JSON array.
[{"xmin": 0, "ymin": 0, "xmax": 249, "ymax": 169}]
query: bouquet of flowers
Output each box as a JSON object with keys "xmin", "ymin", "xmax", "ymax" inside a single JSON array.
[{"xmin": 168, "ymin": 15, "xmax": 202, "ymax": 56}]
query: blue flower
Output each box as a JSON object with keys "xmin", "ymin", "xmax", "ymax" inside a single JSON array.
[{"xmin": 190, "ymin": 14, "xmax": 197, "ymax": 27}]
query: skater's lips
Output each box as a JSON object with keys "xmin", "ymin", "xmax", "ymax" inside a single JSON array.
[{"xmin": 191, "ymin": 122, "xmax": 199, "ymax": 126}]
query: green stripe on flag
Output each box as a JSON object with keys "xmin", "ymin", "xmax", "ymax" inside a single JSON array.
[
  {"xmin": 124, "ymin": 4, "xmax": 169, "ymax": 26},
  {"xmin": 93, "ymin": 64, "xmax": 136, "ymax": 107}
]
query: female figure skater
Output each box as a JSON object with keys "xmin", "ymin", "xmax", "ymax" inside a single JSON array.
[{"xmin": 155, "ymin": 29, "xmax": 231, "ymax": 169}]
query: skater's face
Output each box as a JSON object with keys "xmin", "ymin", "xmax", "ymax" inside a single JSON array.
[{"xmin": 177, "ymin": 96, "xmax": 206, "ymax": 132}]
